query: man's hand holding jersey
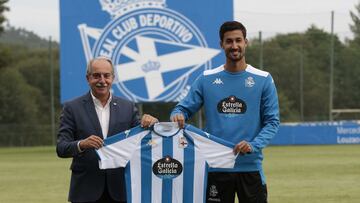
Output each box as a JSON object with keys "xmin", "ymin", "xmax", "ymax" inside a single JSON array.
[
  {"xmin": 171, "ymin": 113, "xmax": 253, "ymax": 156},
  {"xmin": 79, "ymin": 114, "xmax": 158, "ymax": 151},
  {"xmin": 170, "ymin": 113, "xmax": 185, "ymax": 129},
  {"xmin": 140, "ymin": 114, "xmax": 159, "ymax": 128},
  {"xmin": 234, "ymin": 140, "xmax": 253, "ymax": 155}
]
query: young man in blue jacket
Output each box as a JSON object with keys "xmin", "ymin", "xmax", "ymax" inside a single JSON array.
[{"xmin": 171, "ymin": 21, "xmax": 280, "ymax": 203}]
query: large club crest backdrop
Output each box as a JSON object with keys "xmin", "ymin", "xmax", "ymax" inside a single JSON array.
[{"xmin": 60, "ymin": 0, "xmax": 233, "ymax": 103}]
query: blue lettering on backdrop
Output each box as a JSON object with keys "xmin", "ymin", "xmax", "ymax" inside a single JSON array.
[{"xmin": 60, "ymin": 0, "xmax": 233, "ymax": 102}]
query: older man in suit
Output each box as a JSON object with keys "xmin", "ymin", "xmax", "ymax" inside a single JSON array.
[{"xmin": 56, "ymin": 57, "xmax": 158, "ymax": 203}]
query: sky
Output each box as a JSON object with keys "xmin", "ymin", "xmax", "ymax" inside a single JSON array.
[{"xmin": 5, "ymin": 0, "xmax": 360, "ymax": 42}]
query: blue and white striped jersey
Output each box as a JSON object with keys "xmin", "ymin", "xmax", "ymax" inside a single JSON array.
[{"xmin": 96, "ymin": 122, "xmax": 237, "ymax": 203}]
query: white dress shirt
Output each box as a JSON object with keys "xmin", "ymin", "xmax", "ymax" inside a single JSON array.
[
  {"xmin": 77, "ymin": 92, "xmax": 112, "ymax": 152},
  {"xmin": 91, "ymin": 92, "xmax": 112, "ymax": 139}
]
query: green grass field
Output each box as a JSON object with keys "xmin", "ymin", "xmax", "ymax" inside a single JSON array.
[{"xmin": 0, "ymin": 145, "xmax": 359, "ymax": 203}]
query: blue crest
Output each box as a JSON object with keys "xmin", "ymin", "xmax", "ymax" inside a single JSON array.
[{"xmin": 60, "ymin": 0, "xmax": 233, "ymax": 102}]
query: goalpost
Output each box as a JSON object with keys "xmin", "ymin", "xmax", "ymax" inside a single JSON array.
[{"xmin": 331, "ymin": 109, "xmax": 360, "ymax": 120}]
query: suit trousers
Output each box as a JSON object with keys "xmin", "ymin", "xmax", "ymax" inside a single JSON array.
[{"xmin": 72, "ymin": 176, "xmax": 125, "ymax": 203}]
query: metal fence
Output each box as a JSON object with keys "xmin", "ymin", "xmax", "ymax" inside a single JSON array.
[{"xmin": 0, "ymin": 124, "xmax": 56, "ymax": 147}]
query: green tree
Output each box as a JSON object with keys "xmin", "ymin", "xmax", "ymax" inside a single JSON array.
[
  {"xmin": 0, "ymin": 68, "xmax": 40, "ymax": 123},
  {"xmin": 0, "ymin": 27, "xmax": 60, "ymax": 146},
  {"xmin": 0, "ymin": 67, "xmax": 44, "ymax": 146},
  {"xmin": 330, "ymin": 1, "xmax": 360, "ymax": 120},
  {"xmin": 0, "ymin": 0, "xmax": 9, "ymax": 33},
  {"xmin": 247, "ymin": 25, "xmax": 344, "ymax": 122},
  {"xmin": 335, "ymin": 46, "xmax": 360, "ymax": 108},
  {"xmin": 350, "ymin": 1, "xmax": 360, "ymax": 43},
  {"xmin": 15, "ymin": 49, "xmax": 60, "ymax": 123},
  {"xmin": 0, "ymin": 44, "xmax": 12, "ymax": 68}
]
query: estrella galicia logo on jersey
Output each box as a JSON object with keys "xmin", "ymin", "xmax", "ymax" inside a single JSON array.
[
  {"xmin": 153, "ymin": 155, "xmax": 183, "ymax": 179},
  {"xmin": 78, "ymin": 0, "xmax": 220, "ymax": 102},
  {"xmin": 217, "ymin": 96, "xmax": 247, "ymax": 114}
]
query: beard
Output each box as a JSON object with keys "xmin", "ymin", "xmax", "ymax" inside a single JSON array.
[{"xmin": 226, "ymin": 49, "xmax": 244, "ymax": 62}]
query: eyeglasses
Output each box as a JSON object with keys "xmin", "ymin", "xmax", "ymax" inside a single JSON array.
[{"xmin": 90, "ymin": 72, "xmax": 113, "ymax": 79}]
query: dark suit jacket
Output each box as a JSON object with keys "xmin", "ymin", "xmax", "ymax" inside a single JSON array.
[{"xmin": 56, "ymin": 92, "xmax": 140, "ymax": 202}]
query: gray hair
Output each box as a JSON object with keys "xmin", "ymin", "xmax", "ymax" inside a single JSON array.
[{"xmin": 86, "ymin": 56, "xmax": 114, "ymax": 75}]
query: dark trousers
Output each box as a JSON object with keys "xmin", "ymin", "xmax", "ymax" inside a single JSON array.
[
  {"xmin": 206, "ymin": 171, "xmax": 268, "ymax": 203},
  {"xmin": 73, "ymin": 181, "xmax": 125, "ymax": 203}
]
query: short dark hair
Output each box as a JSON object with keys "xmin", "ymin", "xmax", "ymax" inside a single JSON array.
[{"xmin": 219, "ymin": 21, "xmax": 247, "ymax": 41}]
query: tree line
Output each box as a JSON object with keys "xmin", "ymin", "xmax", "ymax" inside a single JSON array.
[
  {"xmin": 0, "ymin": 1, "xmax": 360, "ymax": 146},
  {"xmin": 246, "ymin": 25, "xmax": 360, "ymax": 122}
]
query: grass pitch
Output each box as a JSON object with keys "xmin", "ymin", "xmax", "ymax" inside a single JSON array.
[
  {"xmin": 0, "ymin": 147, "xmax": 71, "ymax": 203},
  {"xmin": 263, "ymin": 145, "xmax": 360, "ymax": 203},
  {"xmin": 0, "ymin": 145, "xmax": 359, "ymax": 203}
]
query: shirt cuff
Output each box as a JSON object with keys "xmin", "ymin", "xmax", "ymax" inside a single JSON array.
[{"xmin": 77, "ymin": 141, "xmax": 84, "ymax": 153}]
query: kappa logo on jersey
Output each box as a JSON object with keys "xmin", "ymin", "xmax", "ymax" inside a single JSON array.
[
  {"xmin": 147, "ymin": 139, "xmax": 157, "ymax": 146},
  {"xmin": 212, "ymin": 78, "xmax": 224, "ymax": 85},
  {"xmin": 124, "ymin": 130, "xmax": 130, "ymax": 138},
  {"xmin": 153, "ymin": 155, "xmax": 183, "ymax": 179},
  {"xmin": 245, "ymin": 76, "xmax": 255, "ymax": 87},
  {"xmin": 217, "ymin": 95, "xmax": 247, "ymax": 114},
  {"xmin": 79, "ymin": 0, "xmax": 220, "ymax": 102}
]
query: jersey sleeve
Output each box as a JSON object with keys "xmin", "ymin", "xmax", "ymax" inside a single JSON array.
[
  {"xmin": 96, "ymin": 127, "xmax": 149, "ymax": 169},
  {"xmin": 250, "ymin": 74, "xmax": 280, "ymax": 153},
  {"xmin": 184, "ymin": 125, "xmax": 237, "ymax": 168},
  {"xmin": 170, "ymin": 75, "xmax": 204, "ymax": 120}
]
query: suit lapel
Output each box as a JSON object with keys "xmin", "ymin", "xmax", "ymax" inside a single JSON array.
[
  {"xmin": 83, "ymin": 92, "xmax": 103, "ymax": 138},
  {"xmin": 108, "ymin": 98, "xmax": 119, "ymax": 137}
]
